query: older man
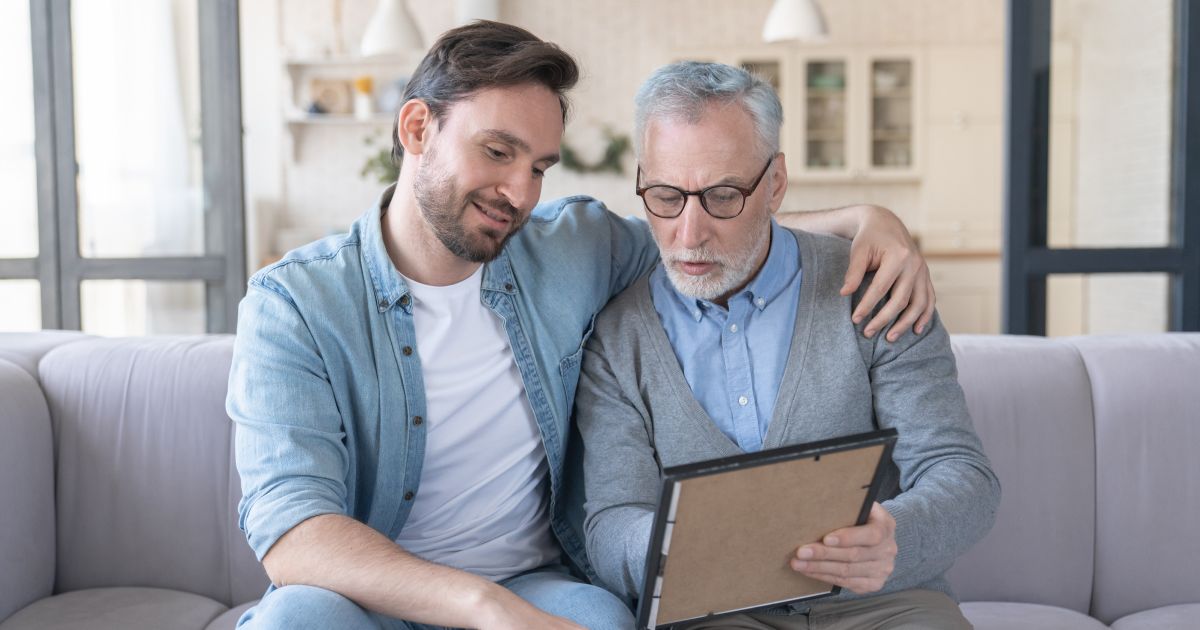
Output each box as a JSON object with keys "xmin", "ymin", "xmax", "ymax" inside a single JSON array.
[{"xmin": 575, "ymin": 61, "xmax": 1000, "ymax": 629}]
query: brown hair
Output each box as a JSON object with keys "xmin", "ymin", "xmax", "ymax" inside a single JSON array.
[{"xmin": 391, "ymin": 20, "xmax": 579, "ymax": 165}]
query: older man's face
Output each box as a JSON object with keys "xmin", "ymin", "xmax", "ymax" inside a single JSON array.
[{"xmin": 639, "ymin": 104, "xmax": 787, "ymax": 305}]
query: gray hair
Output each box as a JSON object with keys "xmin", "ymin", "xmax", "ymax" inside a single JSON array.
[{"xmin": 633, "ymin": 61, "xmax": 783, "ymax": 160}]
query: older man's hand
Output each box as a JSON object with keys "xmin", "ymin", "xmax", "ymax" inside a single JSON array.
[
  {"xmin": 839, "ymin": 205, "xmax": 935, "ymax": 342},
  {"xmin": 790, "ymin": 502, "xmax": 897, "ymax": 595}
]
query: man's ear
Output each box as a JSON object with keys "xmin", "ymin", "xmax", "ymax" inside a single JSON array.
[
  {"xmin": 767, "ymin": 152, "xmax": 788, "ymax": 216},
  {"xmin": 396, "ymin": 99, "xmax": 436, "ymax": 156}
]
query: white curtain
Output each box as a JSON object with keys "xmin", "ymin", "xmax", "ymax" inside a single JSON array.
[{"xmin": 74, "ymin": 0, "xmax": 205, "ymax": 335}]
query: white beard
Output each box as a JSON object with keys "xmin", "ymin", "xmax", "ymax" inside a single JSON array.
[{"xmin": 658, "ymin": 225, "xmax": 771, "ymax": 302}]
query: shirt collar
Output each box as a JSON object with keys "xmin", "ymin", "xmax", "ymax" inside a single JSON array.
[
  {"xmin": 359, "ymin": 184, "xmax": 519, "ymax": 315},
  {"xmin": 743, "ymin": 220, "xmax": 800, "ymax": 312},
  {"xmin": 359, "ymin": 185, "xmax": 407, "ymax": 313}
]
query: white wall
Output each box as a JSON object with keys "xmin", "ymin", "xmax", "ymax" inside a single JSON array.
[{"xmin": 243, "ymin": 0, "xmax": 1000, "ymax": 267}]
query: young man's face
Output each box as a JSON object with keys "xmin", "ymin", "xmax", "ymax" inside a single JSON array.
[
  {"xmin": 413, "ymin": 83, "xmax": 564, "ymax": 263},
  {"xmin": 639, "ymin": 103, "xmax": 785, "ymax": 304}
]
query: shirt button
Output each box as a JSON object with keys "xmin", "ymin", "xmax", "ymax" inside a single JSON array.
[
  {"xmin": 402, "ymin": 346, "xmax": 413, "ymax": 356},
  {"xmin": 756, "ymin": 298, "xmax": 766, "ymax": 308},
  {"xmin": 399, "ymin": 295, "xmax": 410, "ymax": 307},
  {"xmin": 413, "ymin": 415, "xmax": 423, "ymax": 426},
  {"xmin": 504, "ymin": 282, "xmax": 514, "ymax": 291},
  {"xmin": 378, "ymin": 299, "xmax": 388, "ymax": 309},
  {"xmin": 738, "ymin": 395, "xmax": 749, "ymax": 406},
  {"xmin": 404, "ymin": 491, "xmax": 414, "ymax": 501},
  {"xmin": 729, "ymin": 324, "xmax": 738, "ymax": 333}
]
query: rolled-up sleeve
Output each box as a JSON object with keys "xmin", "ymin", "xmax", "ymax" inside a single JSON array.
[{"xmin": 226, "ymin": 280, "xmax": 350, "ymax": 561}]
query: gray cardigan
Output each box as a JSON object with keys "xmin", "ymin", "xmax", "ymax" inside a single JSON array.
[{"xmin": 574, "ymin": 228, "xmax": 1000, "ymax": 607}]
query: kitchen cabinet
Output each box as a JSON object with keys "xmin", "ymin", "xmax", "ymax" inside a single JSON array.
[{"xmin": 674, "ymin": 47, "xmax": 921, "ymax": 183}]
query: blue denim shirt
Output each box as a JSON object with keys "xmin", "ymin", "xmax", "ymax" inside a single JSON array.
[
  {"xmin": 227, "ymin": 187, "xmax": 656, "ymax": 580},
  {"xmin": 649, "ymin": 220, "xmax": 802, "ymax": 452}
]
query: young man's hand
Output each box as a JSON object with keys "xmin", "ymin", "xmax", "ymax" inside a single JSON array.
[
  {"xmin": 840, "ymin": 205, "xmax": 935, "ymax": 341},
  {"xmin": 777, "ymin": 204, "xmax": 935, "ymax": 341},
  {"xmin": 790, "ymin": 502, "xmax": 898, "ymax": 595}
]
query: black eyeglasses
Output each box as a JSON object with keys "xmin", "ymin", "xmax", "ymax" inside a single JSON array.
[{"xmin": 635, "ymin": 158, "xmax": 774, "ymax": 220}]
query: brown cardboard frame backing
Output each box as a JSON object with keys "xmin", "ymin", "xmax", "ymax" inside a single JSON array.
[{"xmin": 637, "ymin": 430, "xmax": 897, "ymax": 628}]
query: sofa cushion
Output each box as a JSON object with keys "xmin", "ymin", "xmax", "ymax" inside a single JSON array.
[
  {"xmin": 1068, "ymin": 334, "xmax": 1200, "ymax": 624},
  {"xmin": 0, "ymin": 587, "xmax": 227, "ymax": 630},
  {"xmin": 1110, "ymin": 603, "xmax": 1200, "ymax": 630},
  {"xmin": 946, "ymin": 335, "xmax": 1096, "ymax": 613},
  {"xmin": 203, "ymin": 601, "xmax": 256, "ymax": 630},
  {"xmin": 961, "ymin": 601, "xmax": 1110, "ymax": 629},
  {"xmin": 37, "ymin": 336, "xmax": 269, "ymax": 607},
  {"xmin": 0, "ymin": 358, "xmax": 56, "ymax": 622}
]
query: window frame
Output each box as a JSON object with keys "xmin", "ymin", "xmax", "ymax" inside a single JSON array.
[
  {"xmin": 0, "ymin": 0, "xmax": 246, "ymax": 334},
  {"xmin": 1004, "ymin": 0, "xmax": 1200, "ymax": 333}
]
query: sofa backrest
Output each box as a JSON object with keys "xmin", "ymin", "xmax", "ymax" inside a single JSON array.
[
  {"xmin": 1067, "ymin": 335, "xmax": 1200, "ymax": 624},
  {"xmin": 0, "ymin": 357, "xmax": 57, "ymax": 621},
  {"xmin": 946, "ymin": 335, "xmax": 1097, "ymax": 614},
  {"xmin": 37, "ymin": 336, "xmax": 269, "ymax": 607},
  {"xmin": 0, "ymin": 331, "xmax": 89, "ymax": 378},
  {"xmin": 13, "ymin": 330, "xmax": 1199, "ymax": 620}
]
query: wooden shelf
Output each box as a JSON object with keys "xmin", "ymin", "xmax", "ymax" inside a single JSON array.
[
  {"xmin": 284, "ymin": 113, "xmax": 394, "ymax": 160},
  {"xmin": 282, "ymin": 53, "xmax": 419, "ymax": 163}
]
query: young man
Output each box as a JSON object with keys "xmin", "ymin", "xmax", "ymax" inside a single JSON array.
[
  {"xmin": 229, "ymin": 22, "xmax": 938, "ymax": 630},
  {"xmin": 575, "ymin": 62, "xmax": 999, "ymax": 629}
]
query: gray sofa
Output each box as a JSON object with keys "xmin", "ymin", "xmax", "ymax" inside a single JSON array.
[{"xmin": 0, "ymin": 331, "xmax": 1196, "ymax": 629}]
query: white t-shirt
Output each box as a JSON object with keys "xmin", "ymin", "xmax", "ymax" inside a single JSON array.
[{"xmin": 392, "ymin": 266, "xmax": 560, "ymax": 581}]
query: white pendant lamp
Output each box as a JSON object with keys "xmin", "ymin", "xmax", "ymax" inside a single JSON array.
[
  {"xmin": 456, "ymin": 0, "xmax": 500, "ymax": 25},
  {"xmin": 361, "ymin": 0, "xmax": 423, "ymax": 57},
  {"xmin": 762, "ymin": 0, "xmax": 828, "ymax": 43}
]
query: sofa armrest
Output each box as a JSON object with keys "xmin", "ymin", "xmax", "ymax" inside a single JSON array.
[{"xmin": 0, "ymin": 358, "xmax": 55, "ymax": 621}]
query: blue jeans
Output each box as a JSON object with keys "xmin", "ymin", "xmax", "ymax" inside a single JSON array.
[{"xmin": 237, "ymin": 565, "xmax": 634, "ymax": 630}]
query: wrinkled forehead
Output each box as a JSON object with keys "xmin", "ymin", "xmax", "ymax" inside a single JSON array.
[{"xmin": 640, "ymin": 106, "xmax": 762, "ymax": 181}]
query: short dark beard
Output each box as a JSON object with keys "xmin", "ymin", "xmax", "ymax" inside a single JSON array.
[{"xmin": 412, "ymin": 149, "xmax": 526, "ymax": 263}]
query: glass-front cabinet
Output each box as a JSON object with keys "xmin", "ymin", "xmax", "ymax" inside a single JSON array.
[
  {"xmin": 795, "ymin": 50, "xmax": 919, "ymax": 181},
  {"xmin": 870, "ymin": 59, "xmax": 914, "ymax": 169},
  {"xmin": 804, "ymin": 60, "xmax": 848, "ymax": 171},
  {"xmin": 673, "ymin": 48, "xmax": 920, "ymax": 183}
]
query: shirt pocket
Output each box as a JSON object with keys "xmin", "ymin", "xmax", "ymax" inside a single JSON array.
[{"xmin": 558, "ymin": 314, "xmax": 598, "ymax": 417}]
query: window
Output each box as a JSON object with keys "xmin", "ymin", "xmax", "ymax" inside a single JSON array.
[
  {"xmin": 0, "ymin": 0, "xmax": 245, "ymax": 334},
  {"xmin": 1004, "ymin": 0, "xmax": 1199, "ymax": 333}
]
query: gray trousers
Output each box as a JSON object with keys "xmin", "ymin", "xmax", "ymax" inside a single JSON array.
[{"xmin": 679, "ymin": 589, "xmax": 972, "ymax": 630}]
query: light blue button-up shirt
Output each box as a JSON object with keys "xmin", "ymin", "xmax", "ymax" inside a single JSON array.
[
  {"xmin": 649, "ymin": 220, "xmax": 802, "ymax": 452},
  {"xmin": 227, "ymin": 187, "xmax": 657, "ymax": 583}
]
